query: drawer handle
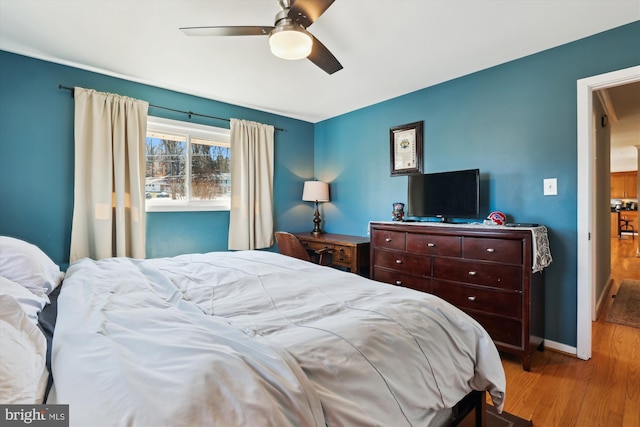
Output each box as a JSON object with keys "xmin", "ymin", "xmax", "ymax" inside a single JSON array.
[
  {"xmin": 385, "ymin": 238, "xmax": 392, "ymax": 242},
  {"xmin": 467, "ymin": 296, "xmax": 476, "ymax": 301},
  {"xmin": 395, "ymin": 259, "xmax": 402, "ymax": 264},
  {"xmin": 339, "ymin": 248, "xmax": 345, "ymax": 252},
  {"xmin": 486, "ymin": 248, "xmax": 495, "ymax": 253},
  {"xmin": 339, "ymin": 257, "xmax": 345, "ymax": 261},
  {"xmin": 395, "ymin": 280, "xmax": 402, "ymax": 285},
  {"xmin": 468, "ymin": 271, "xmax": 477, "ymax": 276},
  {"xmin": 427, "ymin": 243, "xmax": 435, "ymax": 247}
]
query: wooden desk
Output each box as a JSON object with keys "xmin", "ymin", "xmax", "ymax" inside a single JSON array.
[{"xmin": 294, "ymin": 232, "xmax": 370, "ymax": 276}]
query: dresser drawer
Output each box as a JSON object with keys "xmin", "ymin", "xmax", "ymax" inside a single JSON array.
[
  {"xmin": 432, "ymin": 280, "xmax": 521, "ymax": 318},
  {"xmin": 373, "ymin": 249, "xmax": 430, "ymax": 276},
  {"xmin": 406, "ymin": 233, "xmax": 461, "ymax": 257},
  {"xmin": 466, "ymin": 311, "xmax": 522, "ymax": 348},
  {"xmin": 373, "ymin": 267, "xmax": 431, "ymax": 293},
  {"xmin": 463, "ymin": 237, "xmax": 522, "ymax": 264},
  {"xmin": 372, "ymin": 230, "xmax": 406, "ymax": 251},
  {"xmin": 433, "ymin": 258, "xmax": 522, "ymax": 291},
  {"xmin": 332, "ymin": 245, "xmax": 353, "ymax": 267}
]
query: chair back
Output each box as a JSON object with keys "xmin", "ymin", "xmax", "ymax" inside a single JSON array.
[{"xmin": 275, "ymin": 232, "xmax": 311, "ymax": 262}]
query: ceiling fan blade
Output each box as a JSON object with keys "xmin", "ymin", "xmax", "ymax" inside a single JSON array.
[
  {"xmin": 288, "ymin": 0, "xmax": 335, "ymax": 28},
  {"xmin": 307, "ymin": 35, "xmax": 342, "ymax": 75},
  {"xmin": 180, "ymin": 26, "xmax": 274, "ymax": 37}
]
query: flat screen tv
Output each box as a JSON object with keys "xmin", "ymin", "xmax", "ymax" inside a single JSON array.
[{"xmin": 407, "ymin": 169, "xmax": 480, "ymax": 221}]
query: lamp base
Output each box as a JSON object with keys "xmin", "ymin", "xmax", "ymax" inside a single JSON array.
[{"xmin": 311, "ymin": 201, "xmax": 323, "ymax": 234}]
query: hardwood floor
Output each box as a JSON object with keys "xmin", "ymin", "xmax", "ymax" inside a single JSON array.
[{"xmin": 491, "ymin": 237, "xmax": 640, "ymax": 426}]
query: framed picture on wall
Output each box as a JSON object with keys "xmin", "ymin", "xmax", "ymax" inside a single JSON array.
[{"xmin": 389, "ymin": 121, "xmax": 423, "ymax": 176}]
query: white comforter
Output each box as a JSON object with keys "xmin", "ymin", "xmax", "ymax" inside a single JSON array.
[{"xmin": 51, "ymin": 251, "xmax": 505, "ymax": 427}]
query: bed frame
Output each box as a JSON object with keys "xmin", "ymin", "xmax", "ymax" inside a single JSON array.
[{"xmin": 450, "ymin": 390, "xmax": 486, "ymax": 427}]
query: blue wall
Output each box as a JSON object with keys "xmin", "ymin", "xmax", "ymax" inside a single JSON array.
[
  {"xmin": 0, "ymin": 51, "xmax": 315, "ymax": 267},
  {"xmin": 314, "ymin": 21, "xmax": 640, "ymax": 347}
]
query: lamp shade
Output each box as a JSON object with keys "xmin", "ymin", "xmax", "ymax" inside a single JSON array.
[
  {"xmin": 269, "ymin": 25, "xmax": 313, "ymax": 60},
  {"xmin": 302, "ymin": 181, "xmax": 329, "ymax": 202}
]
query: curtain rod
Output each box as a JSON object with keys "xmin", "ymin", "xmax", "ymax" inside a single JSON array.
[{"xmin": 58, "ymin": 85, "xmax": 284, "ymax": 132}]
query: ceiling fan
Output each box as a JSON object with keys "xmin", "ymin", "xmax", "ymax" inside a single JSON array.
[{"xmin": 180, "ymin": 0, "xmax": 342, "ymax": 75}]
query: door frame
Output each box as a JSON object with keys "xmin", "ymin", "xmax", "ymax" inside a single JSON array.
[{"xmin": 576, "ymin": 65, "xmax": 640, "ymax": 360}]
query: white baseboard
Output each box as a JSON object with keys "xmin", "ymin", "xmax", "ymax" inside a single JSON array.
[{"xmin": 545, "ymin": 339, "xmax": 578, "ymax": 357}]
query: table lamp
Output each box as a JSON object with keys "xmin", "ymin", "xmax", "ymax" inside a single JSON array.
[{"xmin": 302, "ymin": 181, "xmax": 330, "ymax": 234}]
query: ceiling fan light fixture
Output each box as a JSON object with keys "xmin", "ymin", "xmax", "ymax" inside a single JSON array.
[{"xmin": 269, "ymin": 25, "xmax": 312, "ymax": 60}]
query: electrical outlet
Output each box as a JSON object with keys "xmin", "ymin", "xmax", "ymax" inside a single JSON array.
[{"xmin": 543, "ymin": 178, "xmax": 557, "ymax": 196}]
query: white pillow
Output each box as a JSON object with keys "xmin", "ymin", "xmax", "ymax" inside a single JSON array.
[
  {"xmin": 0, "ymin": 294, "xmax": 49, "ymax": 403},
  {"xmin": 0, "ymin": 276, "xmax": 49, "ymax": 325},
  {"xmin": 0, "ymin": 236, "xmax": 64, "ymax": 296}
]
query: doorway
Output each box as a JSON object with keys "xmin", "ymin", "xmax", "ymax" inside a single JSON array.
[{"xmin": 577, "ymin": 65, "xmax": 640, "ymax": 361}]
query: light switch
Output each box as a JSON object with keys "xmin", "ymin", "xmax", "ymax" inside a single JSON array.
[{"xmin": 543, "ymin": 178, "xmax": 557, "ymax": 196}]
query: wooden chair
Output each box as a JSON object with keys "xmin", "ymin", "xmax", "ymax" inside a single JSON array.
[{"xmin": 274, "ymin": 232, "xmax": 333, "ymax": 265}]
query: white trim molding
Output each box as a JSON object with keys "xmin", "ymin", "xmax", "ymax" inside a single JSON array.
[
  {"xmin": 545, "ymin": 339, "xmax": 577, "ymax": 357},
  {"xmin": 576, "ymin": 65, "xmax": 640, "ymax": 361}
]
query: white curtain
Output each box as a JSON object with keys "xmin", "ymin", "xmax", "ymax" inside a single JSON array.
[
  {"xmin": 69, "ymin": 87, "xmax": 148, "ymax": 263},
  {"xmin": 228, "ymin": 119, "xmax": 275, "ymax": 250}
]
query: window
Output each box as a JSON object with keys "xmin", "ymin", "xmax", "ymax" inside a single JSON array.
[{"xmin": 145, "ymin": 116, "xmax": 230, "ymax": 212}]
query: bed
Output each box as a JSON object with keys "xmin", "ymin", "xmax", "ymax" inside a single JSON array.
[{"xmin": 1, "ymin": 236, "xmax": 506, "ymax": 427}]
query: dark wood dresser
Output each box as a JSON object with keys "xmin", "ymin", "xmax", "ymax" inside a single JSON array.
[{"xmin": 369, "ymin": 221, "xmax": 545, "ymax": 371}]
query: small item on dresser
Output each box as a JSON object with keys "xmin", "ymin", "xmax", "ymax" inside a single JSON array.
[
  {"xmin": 505, "ymin": 223, "xmax": 539, "ymax": 228},
  {"xmin": 392, "ymin": 202, "xmax": 405, "ymax": 221},
  {"xmin": 486, "ymin": 211, "xmax": 506, "ymax": 225}
]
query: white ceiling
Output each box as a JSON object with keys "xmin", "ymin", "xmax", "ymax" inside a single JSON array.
[{"xmin": 0, "ymin": 0, "xmax": 638, "ymax": 123}]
